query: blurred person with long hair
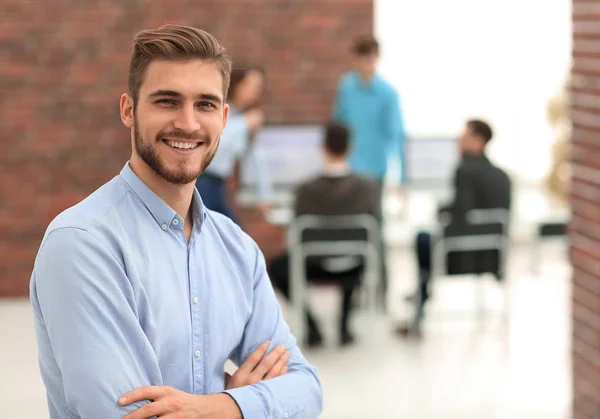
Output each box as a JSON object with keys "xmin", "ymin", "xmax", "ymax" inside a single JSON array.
[{"xmin": 195, "ymin": 66, "xmax": 272, "ymax": 225}]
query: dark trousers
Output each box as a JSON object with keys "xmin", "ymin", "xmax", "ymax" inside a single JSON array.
[
  {"xmin": 416, "ymin": 231, "xmax": 432, "ymax": 296},
  {"xmin": 413, "ymin": 231, "xmax": 433, "ymax": 327},
  {"xmin": 196, "ymin": 173, "xmax": 240, "ymax": 225},
  {"xmin": 269, "ymin": 253, "xmax": 362, "ymax": 338}
]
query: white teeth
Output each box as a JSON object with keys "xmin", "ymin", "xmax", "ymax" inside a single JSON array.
[{"xmin": 166, "ymin": 140, "xmax": 198, "ymax": 149}]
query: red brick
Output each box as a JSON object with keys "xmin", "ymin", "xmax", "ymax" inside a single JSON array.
[
  {"xmin": 572, "ymin": 73, "xmax": 600, "ymax": 93},
  {"xmin": 573, "ymin": 107, "xmax": 600, "ymax": 128},
  {"xmin": 574, "ymin": 282, "xmax": 600, "ymax": 322},
  {"xmin": 572, "ymin": 5, "xmax": 600, "ymax": 418},
  {"xmin": 573, "ymin": 317, "xmax": 600, "ymax": 349},
  {"xmin": 575, "ymin": 267, "xmax": 600, "ymax": 296}
]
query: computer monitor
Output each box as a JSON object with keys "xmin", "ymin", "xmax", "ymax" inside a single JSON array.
[
  {"xmin": 240, "ymin": 126, "xmax": 458, "ymax": 191},
  {"xmin": 404, "ymin": 137, "xmax": 459, "ymax": 185},
  {"xmin": 240, "ymin": 124, "xmax": 325, "ymax": 190}
]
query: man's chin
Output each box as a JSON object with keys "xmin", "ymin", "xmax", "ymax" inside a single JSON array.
[
  {"xmin": 164, "ymin": 171, "xmax": 201, "ymax": 185},
  {"xmin": 153, "ymin": 165, "xmax": 203, "ymax": 185}
]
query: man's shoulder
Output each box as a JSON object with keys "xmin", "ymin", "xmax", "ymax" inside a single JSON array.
[
  {"xmin": 490, "ymin": 163, "xmax": 511, "ymax": 187},
  {"xmin": 346, "ymin": 174, "xmax": 379, "ymax": 190},
  {"xmin": 45, "ymin": 176, "xmax": 131, "ymax": 236},
  {"xmin": 34, "ymin": 176, "xmax": 134, "ymax": 275},
  {"xmin": 297, "ymin": 175, "xmax": 378, "ymax": 206},
  {"xmin": 458, "ymin": 157, "xmax": 510, "ymax": 183},
  {"xmin": 296, "ymin": 175, "xmax": 325, "ymax": 195},
  {"xmin": 457, "ymin": 156, "xmax": 484, "ymax": 172},
  {"xmin": 300, "ymin": 173, "xmax": 376, "ymax": 187},
  {"xmin": 374, "ymin": 75, "xmax": 398, "ymax": 97}
]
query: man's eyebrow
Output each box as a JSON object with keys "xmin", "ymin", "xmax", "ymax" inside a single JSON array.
[
  {"xmin": 148, "ymin": 90, "xmax": 183, "ymax": 99},
  {"xmin": 197, "ymin": 93, "xmax": 223, "ymax": 103},
  {"xmin": 147, "ymin": 90, "xmax": 222, "ymax": 104}
]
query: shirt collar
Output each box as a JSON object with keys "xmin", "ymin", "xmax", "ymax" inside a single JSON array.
[
  {"xmin": 352, "ymin": 71, "xmax": 379, "ymax": 88},
  {"xmin": 462, "ymin": 153, "xmax": 489, "ymax": 163},
  {"xmin": 119, "ymin": 162, "xmax": 206, "ymax": 232}
]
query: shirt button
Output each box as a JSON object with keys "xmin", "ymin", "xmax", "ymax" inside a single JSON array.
[
  {"xmin": 283, "ymin": 413, "xmax": 289, "ymax": 418},
  {"xmin": 195, "ymin": 350, "xmax": 201, "ymax": 358},
  {"xmin": 161, "ymin": 224, "xmax": 167, "ymax": 231},
  {"xmin": 193, "ymin": 297, "xmax": 199, "ymax": 304},
  {"xmin": 173, "ymin": 218, "xmax": 179, "ymax": 225}
]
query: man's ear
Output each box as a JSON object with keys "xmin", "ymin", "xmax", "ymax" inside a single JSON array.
[
  {"xmin": 221, "ymin": 103, "xmax": 230, "ymax": 133},
  {"xmin": 120, "ymin": 94, "xmax": 135, "ymax": 128}
]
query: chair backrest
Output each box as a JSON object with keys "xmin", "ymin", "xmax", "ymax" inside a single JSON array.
[
  {"xmin": 286, "ymin": 214, "xmax": 382, "ymax": 342},
  {"xmin": 288, "ymin": 214, "xmax": 380, "ymax": 256},
  {"xmin": 466, "ymin": 208, "xmax": 510, "ymax": 226},
  {"xmin": 435, "ymin": 208, "xmax": 511, "ymax": 278},
  {"xmin": 466, "ymin": 208, "xmax": 510, "ymax": 236}
]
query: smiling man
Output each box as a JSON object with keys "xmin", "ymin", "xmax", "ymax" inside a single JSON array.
[{"xmin": 29, "ymin": 25, "xmax": 323, "ymax": 419}]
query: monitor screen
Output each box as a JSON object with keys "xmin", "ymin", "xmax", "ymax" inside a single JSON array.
[
  {"xmin": 239, "ymin": 125, "xmax": 458, "ymax": 191},
  {"xmin": 404, "ymin": 137, "xmax": 459, "ymax": 185},
  {"xmin": 240, "ymin": 124, "xmax": 325, "ymax": 189}
]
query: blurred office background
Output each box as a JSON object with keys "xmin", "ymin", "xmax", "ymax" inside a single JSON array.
[{"xmin": 1, "ymin": 0, "xmax": 596, "ymax": 417}]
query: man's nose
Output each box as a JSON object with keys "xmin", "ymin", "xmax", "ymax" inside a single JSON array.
[{"xmin": 173, "ymin": 104, "xmax": 201, "ymax": 133}]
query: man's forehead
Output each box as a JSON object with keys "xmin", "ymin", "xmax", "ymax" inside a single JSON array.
[{"xmin": 140, "ymin": 59, "xmax": 223, "ymax": 100}]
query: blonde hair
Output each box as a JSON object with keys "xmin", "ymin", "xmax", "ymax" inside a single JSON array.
[{"xmin": 128, "ymin": 24, "xmax": 232, "ymax": 105}]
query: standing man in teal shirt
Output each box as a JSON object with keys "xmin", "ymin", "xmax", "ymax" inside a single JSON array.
[
  {"xmin": 332, "ymin": 36, "xmax": 406, "ymax": 301},
  {"xmin": 333, "ymin": 36, "xmax": 406, "ymax": 187}
]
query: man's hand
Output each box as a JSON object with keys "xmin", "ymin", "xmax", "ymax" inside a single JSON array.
[
  {"xmin": 119, "ymin": 387, "xmax": 241, "ymax": 419},
  {"xmin": 226, "ymin": 340, "xmax": 290, "ymax": 390}
]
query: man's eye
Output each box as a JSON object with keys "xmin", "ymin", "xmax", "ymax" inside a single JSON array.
[
  {"xmin": 156, "ymin": 99, "xmax": 176, "ymax": 106},
  {"xmin": 197, "ymin": 101, "xmax": 215, "ymax": 109}
]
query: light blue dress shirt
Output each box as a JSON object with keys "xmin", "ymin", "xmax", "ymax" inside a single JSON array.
[
  {"xmin": 30, "ymin": 162, "xmax": 322, "ymax": 419},
  {"xmin": 206, "ymin": 107, "xmax": 273, "ymax": 201},
  {"xmin": 333, "ymin": 71, "xmax": 406, "ymax": 183}
]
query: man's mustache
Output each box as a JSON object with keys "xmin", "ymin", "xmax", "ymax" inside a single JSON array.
[{"xmin": 157, "ymin": 130, "xmax": 207, "ymax": 141}]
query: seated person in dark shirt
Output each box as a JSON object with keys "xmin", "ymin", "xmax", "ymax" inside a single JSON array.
[
  {"xmin": 269, "ymin": 122, "xmax": 381, "ymax": 347},
  {"xmin": 396, "ymin": 119, "xmax": 512, "ymax": 337}
]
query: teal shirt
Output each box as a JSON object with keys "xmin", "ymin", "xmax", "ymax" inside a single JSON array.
[{"xmin": 333, "ymin": 71, "xmax": 406, "ymax": 183}]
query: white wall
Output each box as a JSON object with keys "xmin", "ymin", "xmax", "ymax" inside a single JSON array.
[{"xmin": 375, "ymin": 0, "xmax": 571, "ymax": 184}]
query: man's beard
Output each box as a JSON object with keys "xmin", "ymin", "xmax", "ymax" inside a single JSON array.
[{"xmin": 133, "ymin": 120, "xmax": 218, "ymax": 185}]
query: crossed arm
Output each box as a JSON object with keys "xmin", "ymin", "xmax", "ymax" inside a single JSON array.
[{"xmin": 119, "ymin": 342, "xmax": 291, "ymax": 419}]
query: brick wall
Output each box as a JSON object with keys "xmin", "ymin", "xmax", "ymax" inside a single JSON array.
[
  {"xmin": 0, "ymin": 0, "xmax": 373, "ymax": 296},
  {"xmin": 571, "ymin": 0, "xmax": 600, "ymax": 417}
]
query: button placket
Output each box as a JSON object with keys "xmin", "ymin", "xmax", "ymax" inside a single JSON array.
[{"xmin": 188, "ymin": 243, "xmax": 203, "ymax": 393}]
